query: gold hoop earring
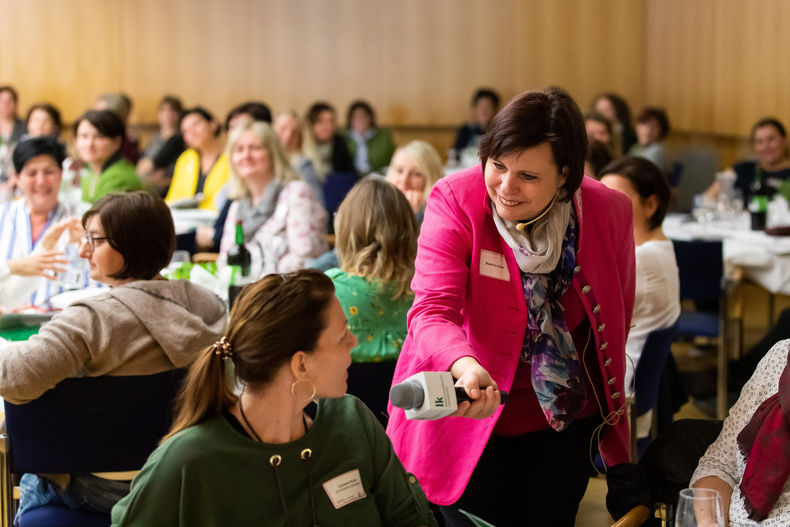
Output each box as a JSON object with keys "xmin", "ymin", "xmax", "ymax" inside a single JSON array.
[{"xmin": 291, "ymin": 379, "xmax": 317, "ymax": 402}]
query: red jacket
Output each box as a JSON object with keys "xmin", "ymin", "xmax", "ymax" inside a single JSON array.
[{"xmin": 385, "ymin": 165, "xmax": 636, "ymax": 505}]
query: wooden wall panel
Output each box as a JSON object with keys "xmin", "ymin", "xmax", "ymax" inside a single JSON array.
[
  {"xmin": 0, "ymin": 0, "xmax": 647, "ymax": 135},
  {"xmin": 646, "ymin": 0, "xmax": 790, "ymax": 136}
]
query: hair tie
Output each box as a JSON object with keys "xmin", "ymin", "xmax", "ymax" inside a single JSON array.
[{"xmin": 212, "ymin": 336, "xmax": 233, "ymax": 360}]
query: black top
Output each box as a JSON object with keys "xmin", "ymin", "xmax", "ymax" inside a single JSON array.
[{"xmin": 733, "ymin": 159, "xmax": 790, "ymax": 204}]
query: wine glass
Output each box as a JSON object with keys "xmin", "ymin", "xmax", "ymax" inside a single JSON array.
[{"xmin": 675, "ymin": 488, "xmax": 725, "ymax": 527}]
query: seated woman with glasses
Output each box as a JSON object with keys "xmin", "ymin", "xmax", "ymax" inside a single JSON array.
[
  {"xmin": 0, "ymin": 191, "xmax": 227, "ymax": 521},
  {"xmin": 111, "ymin": 269, "xmax": 438, "ymax": 527}
]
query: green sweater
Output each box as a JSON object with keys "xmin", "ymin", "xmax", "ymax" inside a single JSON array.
[
  {"xmin": 111, "ymin": 395, "xmax": 437, "ymax": 527},
  {"xmin": 344, "ymin": 128, "xmax": 397, "ymax": 173},
  {"xmin": 326, "ymin": 269, "xmax": 413, "ymax": 363},
  {"xmin": 81, "ymin": 158, "xmax": 142, "ymax": 204}
]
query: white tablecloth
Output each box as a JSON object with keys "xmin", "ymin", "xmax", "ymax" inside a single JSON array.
[
  {"xmin": 663, "ymin": 213, "xmax": 790, "ymax": 295},
  {"xmin": 170, "ymin": 209, "xmax": 218, "ymax": 236}
]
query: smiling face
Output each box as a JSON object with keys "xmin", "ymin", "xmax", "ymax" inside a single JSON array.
[
  {"xmin": 75, "ymin": 120, "xmax": 121, "ymax": 167},
  {"xmin": 350, "ymin": 107, "xmax": 372, "ymax": 135},
  {"xmin": 18, "ymin": 154, "xmax": 62, "ymax": 214},
  {"xmin": 231, "ymin": 129, "xmax": 273, "ymax": 184},
  {"xmin": 586, "ymin": 119, "xmax": 611, "ymax": 145},
  {"xmin": 484, "ymin": 143, "xmax": 566, "ymax": 223},
  {"xmin": 636, "ymin": 118, "xmax": 660, "ymax": 146},
  {"xmin": 386, "ymin": 150, "xmax": 426, "ymax": 195},
  {"xmin": 274, "ymin": 114, "xmax": 302, "ymax": 152},
  {"xmin": 27, "ymin": 109, "xmax": 58, "ymax": 137},
  {"xmin": 157, "ymin": 102, "xmax": 180, "ymax": 130},
  {"xmin": 303, "ymin": 295, "xmax": 357, "ymax": 398},
  {"xmin": 180, "ymin": 112, "xmax": 217, "ymax": 150},
  {"xmin": 78, "ymin": 215, "xmax": 126, "ymax": 286},
  {"xmin": 753, "ymin": 124, "xmax": 788, "ymax": 168}
]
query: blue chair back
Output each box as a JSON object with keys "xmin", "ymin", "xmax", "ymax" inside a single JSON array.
[
  {"xmin": 322, "ymin": 171, "xmax": 358, "ymax": 233},
  {"xmin": 667, "ymin": 162, "xmax": 683, "ymax": 188},
  {"xmin": 4, "ymin": 369, "xmax": 186, "ymax": 474},
  {"xmin": 635, "ymin": 322, "xmax": 679, "ymax": 416},
  {"xmin": 672, "ymin": 239, "xmax": 723, "ymax": 308}
]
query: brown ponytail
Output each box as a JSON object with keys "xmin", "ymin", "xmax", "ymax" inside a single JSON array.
[{"xmin": 164, "ymin": 269, "xmax": 335, "ymax": 441}]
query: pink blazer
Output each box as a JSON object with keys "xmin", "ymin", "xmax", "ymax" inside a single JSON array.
[{"xmin": 385, "ymin": 166, "xmax": 635, "ymax": 505}]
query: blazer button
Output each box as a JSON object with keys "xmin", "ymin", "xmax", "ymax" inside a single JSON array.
[
  {"xmin": 597, "ymin": 323, "xmax": 606, "ymax": 332},
  {"xmin": 592, "ymin": 304, "xmax": 600, "ymax": 314},
  {"xmin": 582, "ymin": 285, "xmax": 591, "ymax": 294},
  {"xmin": 607, "ymin": 377, "xmax": 616, "ymax": 385},
  {"xmin": 612, "ymin": 392, "xmax": 621, "ymax": 399},
  {"xmin": 604, "ymin": 358, "xmax": 612, "ymax": 367},
  {"xmin": 574, "ymin": 265, "xmax": 581, "ymax": 273},
  {"xmin": 600, "ymin": 342, "xmax": 608, "ymax": 351}
]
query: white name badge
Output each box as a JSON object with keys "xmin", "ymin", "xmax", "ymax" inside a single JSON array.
[
  {"xmin": 479, "ymin": 250, "xmax": 510, "ymax": 281},
  {"xmin": 323, "ymin": 468, "xmax": 367, "ymax": 509}
]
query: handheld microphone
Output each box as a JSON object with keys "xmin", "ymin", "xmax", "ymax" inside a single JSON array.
[{"xmin": 389, "ymin": 371, "xmax": 509, "ymax": 420}]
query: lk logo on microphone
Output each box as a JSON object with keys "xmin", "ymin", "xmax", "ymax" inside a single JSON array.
[{"xmin": 434, "ymin": 397, "xmax": 445, "ymax": 407}]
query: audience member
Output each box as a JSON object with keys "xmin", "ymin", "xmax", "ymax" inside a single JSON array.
[
  {"xmin": 343, "ymin": 100, "xmax": 396, "ymax": 174},
  {"xmin": 591, "ymin": 92, "xmax": 637, "ymax": 155},
  {"xmin": 387, "ymin": 88, "xmax": 635, "ymax": 527},
  {"xmin": 137, "ymin": 95, "xmax": 186, "ymax": 196},
  {"xmin": 224, "ymin": 101, "xmax": 273, "ymax": 132},
  {"xmin": 585, "ymin": 139, "xmax": 614, "ymax": 179},
  {"xmin": 629, "ymin": 107, "xmax": 673, "ymax": 175},
  {"xmin": 385, "ymin": 140, "xmax": 444, "ymax": 225},
  {"xmin": 24, "ymin": 103, "xmax": 62, "ymax": 138},
  {"xmin": 600, "ymin": 157, "xmax": 679, "ymax": 407},
  {"xmin": 584, "ymin": 110, "xmax": 615, "ymax": 154},
  {"xmin": 0, "ymin": 85, "xmax": 26, "ymax": 182},
  {"xmin": 692, "ymin": 339, "xmax": 790, "ymax": 524},
  {"xmin": 305, "ymin": 101, "xmax": 355, "ymax": 176},
  {"xmin": 327, "ymin": 177, "xmax": 418, "ymax": 420},
  {"xmin": 273, "ymin": 109, "xmax": 322, "ymax": 201},
  {"xmin": 708, "ymin": 117, "xmax": 790, "ymax": 205},
  {"xmin": 95, "ymin": 92, "xmax": 140, "ymax": 163},
  {"xmin": 110, "ymin": 269, "xmax": 438, "ymax": 527},
  {"xmin": 74, "ymin": 110, "xmax": 141, "ymax": 204},
  {"xmin": 0, "ymin": 191, "xmax": 226, "ymax": 520},
  {"xmin": 0, "ymin": 137, "xmax": 81, "ymax": 309},
  {"xmin": 216, "ymin": 120, "xmax": 327, "ymax": 274},
  {"xmin": 165, "ymin": 107, "xmax": 229, "ymax": 211},
  {"xmin": 453, "ymin": 88, "xmax": 500, "ymax": 162}
]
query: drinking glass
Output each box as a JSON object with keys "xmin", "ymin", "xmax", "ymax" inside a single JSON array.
[{"xmin": 675, "ymin": 488, "xmax": 725, "ymax": 527}]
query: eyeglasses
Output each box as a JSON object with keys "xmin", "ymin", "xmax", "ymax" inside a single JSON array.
[{"xmin": 82, "ymin": 233, "xmax": 108, "ymax": 249}]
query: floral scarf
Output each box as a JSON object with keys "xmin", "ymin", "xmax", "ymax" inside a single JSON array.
[{"xmin": 493, "ymin": 200, "xmax": 586, "ymax": 431}]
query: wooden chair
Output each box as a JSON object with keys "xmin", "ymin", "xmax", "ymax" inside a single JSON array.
[{"xmin": 0, "ymin": 369, "xmax": 186, "ymax": 527}]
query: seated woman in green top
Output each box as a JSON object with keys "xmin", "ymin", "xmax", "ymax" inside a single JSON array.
[
  {"xmin": 111, "ymin": 269, "xmax": 437, "ymax": 527},
  {"xmin": 344, "ymin": 100, "xmax": 396, "ymax": 175},
  {"xmin": 326, "ymin": 176, "xmax": 418, "ymax": 422},
  {"xmin": 74, "ymin": 110, "xmax": 141, "ymax": 204}
]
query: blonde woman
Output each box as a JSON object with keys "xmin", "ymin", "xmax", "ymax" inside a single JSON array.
[
  {"xmin": 327, "ymin": 176, "xmax": 418, "ymax": 422},
  {"xmin": 217, "ymin": 120, "xmax": 327, "ymax": 275},
  {"xmin": 385, "ymin": 140, "xmax": 444, "ymax": 224},
  {"xmin": 273, "ymin": 109, "xmax": 323, "ymax": 203}
]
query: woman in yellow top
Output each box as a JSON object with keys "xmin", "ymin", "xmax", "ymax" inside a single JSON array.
[{"xmin": 165, "ymin": 107, "xmax": 229, "ymax": 211}]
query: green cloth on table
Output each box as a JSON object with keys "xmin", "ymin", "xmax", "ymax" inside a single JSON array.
[
  {"xmin": 0, "ymin": 325, "xmax": 39, "ymax": 342},
  {"xmin": 111, "ymin": 395, "xmax": 437, "ymax": 527},
  {"xmin": 326, "ymin": 269, "xmax": 413, "ymax": 363}
]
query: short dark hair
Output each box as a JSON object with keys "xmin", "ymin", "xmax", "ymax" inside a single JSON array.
[
  {"xmin": 584, "ymin": 110, "xmax": 613, "ymax": 136},
  {"xmin": 0, "ymin": 85, "xmax": 19, "ymax": 104},
  {"xmin": 25, "ymin": 103, "xmax": 62, "ymax": 136},
  {"xmin": 751, "ymin": 117, "xmax": 787, "ymax": 142},
  {"xmin": 479, "ymin": 87, "xmax": 588, "ymax": 200},
  {"xmin": 636, "ymin": 107, "xmax": 670, "ymax": 139},
  {"xmin": 585, "ymin": 140, "xmax": 614, "ymax": 180},
  {"xmin": 472, "ymin": 88, "xmax": 500, "ymax": 109},
  {"xmin": 346, "ymin": 100, "xmax": 376, "ymax": 130},
  {"xmin": 159, "ymin": 95, "xmax": 183, "ymax": 115},
  {"xmin": 224, "ymin": 101, "xmax": 272, "ymax": 130},
  {"xmin": 73, "ymin": 110, "xmax": 126, "ymax": 142},
  {"xmin": 12, "ymin": 136, "xmax": 65, "ymax": 173},
  {"xmin": 600, "ymin": 156, "xmax": 670, "ymax": 230},
  {"xmin": 306, "ymin": 102, "xmax": 335, "ymax": 125},
  {"xmin": 180, "ymin": 107, "xmax": 220, "ymax": 137},
  {"xmin": 82, "ymin": 191, "xmax": 176, "ymax": 280}
]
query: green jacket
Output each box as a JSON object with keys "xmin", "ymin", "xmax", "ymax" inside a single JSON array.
[
  {"xmin": 111, "ymin": 395, "xmax": 437, "ymax": 527},
  {"xmin": 344, "ymin": 128, "xmax": 397, "ymax": 173},
  {"xmin": 81, "ymin": 158, "xmax": 142, "ymax": 204},
  {"xmin": 326, "ymin": 269, "xmax": 413, "ymax": 363}
]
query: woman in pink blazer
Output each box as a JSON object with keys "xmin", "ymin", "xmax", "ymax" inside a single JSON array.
[{"xmin": 386, "ymin": 88, "xmax": 635, "ymax": 526}]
